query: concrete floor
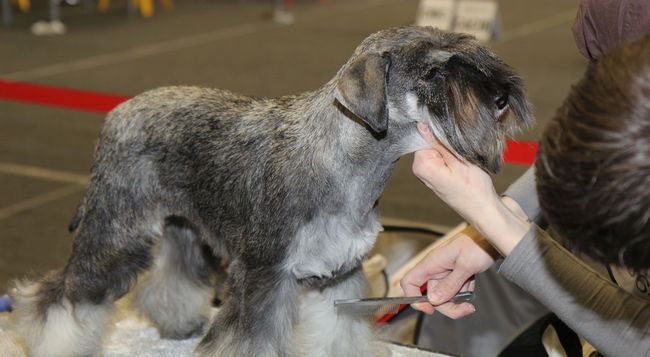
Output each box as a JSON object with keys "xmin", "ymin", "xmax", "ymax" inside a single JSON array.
[{"xmin": 0, "ymin": 0, "xmax": 585, "ymax": 302}]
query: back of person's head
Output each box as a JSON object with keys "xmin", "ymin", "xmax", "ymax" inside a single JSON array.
[
  {"xmin": 572, "ymin": 0, "xmax": 650, "ymax": 60},
  {"xmin": 536, "ymin": 35, "xmax": 650, "ymax": 272}
]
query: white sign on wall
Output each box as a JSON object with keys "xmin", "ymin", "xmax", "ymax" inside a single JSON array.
[
  {"xmin": 415, "ymin": 0, "xmax": 457, "ymax": 31},
  {"xmin": 455, "ymin": 1, "xmax": 499, "ymax": 42},
  {"xmin": 416, "ymin": 0, "xmax": 501, "ymax": 42}
]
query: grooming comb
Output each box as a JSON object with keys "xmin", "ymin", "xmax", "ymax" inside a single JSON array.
[{"xmin": 334, "ymin": 290, "xmax": 474, "ymax": 317}]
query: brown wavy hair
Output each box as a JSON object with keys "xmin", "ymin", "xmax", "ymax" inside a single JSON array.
[{"xmin": 536, "ymin": 35, "xmax": 650, "ymax": 272}]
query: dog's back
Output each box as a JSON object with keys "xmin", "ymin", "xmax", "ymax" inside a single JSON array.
[{"xmin": 93, "ymin": 86, "xmax": 338, "ymax": 256}]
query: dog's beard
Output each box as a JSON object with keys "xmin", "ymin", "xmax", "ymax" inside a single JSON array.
[
  {"xmin": 406, "ymin": 52, "xmax": 532, "ymax": 173},
  {"xmin": 414, "ymin": 86, "xmax": 513, "ymax": 174},
  {"xmin": 447, "ymin": 86, "xmax": 508, "ymax": 173}
]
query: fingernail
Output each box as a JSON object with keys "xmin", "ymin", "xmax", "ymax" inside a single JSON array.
[
  {"xmin": 427, "ymin": 290, "xmax": 443, "ymax": 304},
  {"xmin": 417, "ymin": 123, "xmax": 430, "ymax": 134}
]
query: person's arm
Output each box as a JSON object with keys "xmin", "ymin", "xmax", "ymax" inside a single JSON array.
[
  {"xmin": 403, "ymin": 124, "xmax": 650, "ymax": 355},
  {"xmin": 402, "ymin": 124, "xmax": 531, "ymax": 312},
  {"xmin": 409, "ymin": 124, "xmax": 530, "ymax": 256},
  {"xmin": 500, "ymin": 226, "xmax": 650, "ymax": 357},
  {"xmin": 501, "ymin": 166, "xmax": 543, "ymax": 225}
]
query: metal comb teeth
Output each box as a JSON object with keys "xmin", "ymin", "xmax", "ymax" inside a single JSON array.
[{"xmin": 334, "ymin": 291, "xmax": 475, "ymax": 316}]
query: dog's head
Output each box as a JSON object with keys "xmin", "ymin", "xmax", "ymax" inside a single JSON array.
[{"xmin": 334, "ymin": 26, "xmax": 533, "ymax": 173}]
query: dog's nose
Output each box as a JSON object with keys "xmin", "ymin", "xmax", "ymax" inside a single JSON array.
[{"xmin": 495, "ymin": 93, "xmax": 509, "ymax": 110}]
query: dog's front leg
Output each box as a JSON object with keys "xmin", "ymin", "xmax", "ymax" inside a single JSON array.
[
  {"xmin": 295, "ymin": 268, "xmax": 389, "ymax": 357},
  {"xmin": 196, "ymin": 259, "xmax": 299, "ymax": 357}
]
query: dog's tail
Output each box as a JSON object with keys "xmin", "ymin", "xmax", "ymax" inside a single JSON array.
[{"xmin": 67, "ymin": 203, "xmax": 85, "ymax": 233}]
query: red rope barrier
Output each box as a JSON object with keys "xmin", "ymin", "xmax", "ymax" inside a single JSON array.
[
  {"xmin": 0, "ymin": 79, "xmax": 538, "ymax": 165},
  {"xmin": 0, "ymin": 79, "xmax": 130, "ymax": 113}
]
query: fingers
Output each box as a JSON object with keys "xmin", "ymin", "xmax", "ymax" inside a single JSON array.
[
  {"xmin": 402, "ymin": 275, "xmax": 476, "ymax": 318},
  {"xmin": 413, "ymin": 124, "xmax": 456, "ymax": 181},
  {"xmin": 435, "ymin": 278, "xmax": 476, "ymax": 318},
  {"xmin": 433, "ymin": 302, "xmax": 476, "ymax": 319},
  {"xmin": 400, "ymin": 266, "xmax": 445, "ymax": 315},
  {"xmin": 412, "ymin": 137, "xmax": 452, "ymax": 186},
  {"xmin": 401, "ymin": 265, "xmax": 474, "ymax": 316},
  {"xmin": 400, "ymin": 273, "xmax": 434, "ymax": 314},
  {"xmin": 416, "ymin": 122, "xmax": 437, "ymax": 145},
  {"xmin": 413, "ymin": 302, "xmax": 436, "ymax": 315},
  {"xmin": 400, "ymin": 231, "xmax": 482, "ymax": 318},
  {"xmin": 414, "ymin": 147, "xmax": 443, "ymax": 161},
  {"xmin": 426, "ymin": 277, "xmax": 477, "ymax": 319},
  {"xmin": 416, "ymin": 123, "xmax": 464, "ymax": 169},
  {"xmin": 426, "ymin": 268, "xmax": 474, "ymax": 305}
]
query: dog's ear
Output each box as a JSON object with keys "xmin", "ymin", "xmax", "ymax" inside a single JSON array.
[{"xmin": 335, "ymin": 53, "xmax": 391, "ymax": 133}]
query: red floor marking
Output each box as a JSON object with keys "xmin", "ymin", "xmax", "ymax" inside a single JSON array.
[
  {"xmin": 0, "ymin": 79, "xmax": 538, "ymax": 165},
  {"xmin": 0, "ymin": 79, "xmax": 130, "ymax": 113}
]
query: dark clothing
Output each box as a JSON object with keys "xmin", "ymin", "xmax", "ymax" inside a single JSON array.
[{"xmin": 572, "ymin": 0, "xmax": 650, "ymax": 59}]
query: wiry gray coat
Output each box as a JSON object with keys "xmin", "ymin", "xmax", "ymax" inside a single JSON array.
[{"xmin": 11, "ymin": 26, "xmax": 532, "ymax": 356}]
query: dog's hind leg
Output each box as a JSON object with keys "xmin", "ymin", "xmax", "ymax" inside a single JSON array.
[
  {"xmin": 10, "ymin": 201, "xmax": 159, "ymax": 357},
  {"xmin": 135, "ymin": 216, "xmax": 216, "ymax": 339},
  {"xmin": 295, "ymin": 268, "xmax": 389, "ymax": 357},
  {"xmin": 196, "ymin": 260, "xmax": 299, "ymax": 357}
]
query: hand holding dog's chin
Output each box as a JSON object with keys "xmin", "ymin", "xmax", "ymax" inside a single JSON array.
[
  {"xmin": 413, "ymin": 123, "xmax": 502, "ymax": 226},
  {"xmin": 413, "ymin": 123, "xmax": 530, "ymax": 256}
]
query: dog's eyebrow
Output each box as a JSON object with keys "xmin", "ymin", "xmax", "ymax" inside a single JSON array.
[{"xmin": 427, "ymin": 51, "xmax": 454, "ymax": 62}]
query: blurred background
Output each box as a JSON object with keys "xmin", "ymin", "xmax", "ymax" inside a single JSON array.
[{"xmin": 1, "ymin": 0, "xmax": 585, "ymax": 353}]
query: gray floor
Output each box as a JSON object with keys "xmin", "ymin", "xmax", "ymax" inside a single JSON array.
[{"xmin": 0, "ymin": 0, "xmax": 585, "ymax": 293}]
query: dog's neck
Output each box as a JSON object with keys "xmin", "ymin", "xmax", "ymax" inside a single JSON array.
[
  {"xmin": 298, "ymin": 82, "xmax": 411, "ymax": 156},
  {"xmin": 287, "ymin": 82, "xmax": 409, "ymax": 213},
  {"xmin": 300, "ymin": 83, "xmax": 396, "ymax": 155}
]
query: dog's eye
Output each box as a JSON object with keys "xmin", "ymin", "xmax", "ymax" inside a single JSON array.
[
  {"xmin": 423, "ymin": 66, "xmax": 442, "ymax": 81},
  {"xmin": 495, "ymin": 93, "xmax": 509, "ymax": 110}
]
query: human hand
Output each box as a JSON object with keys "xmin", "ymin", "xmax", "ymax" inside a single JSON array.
[
  {"xmin": 412, "ymin": 123, "xmax": 501, "ymax": 228},
  {"xmin": 413, "ymin": 123, "xmax": 532, "ymax": 256},
  {"xmin": 399, "ymin": 226, "xmax": 498, "ymax": 318}
]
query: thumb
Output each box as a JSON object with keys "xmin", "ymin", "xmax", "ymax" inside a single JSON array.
[
  {"xmin": 417, "ymin": 123, "xmax": 437, "ymax": 146},
  {"xmin": 427, "ymin": 269, "xmax": 473, "ymax": 305},
  {"xmin": 417, "ymin": 123, "xmax": 462, "ymax": 168}
]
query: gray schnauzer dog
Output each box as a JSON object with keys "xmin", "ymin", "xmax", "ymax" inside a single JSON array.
[{"xmin": 12, "ymin": 26, "xmax": 532, "ymax": 356}]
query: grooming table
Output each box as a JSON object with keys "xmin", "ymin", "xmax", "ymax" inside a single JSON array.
[
  {"xmin": 0, "ymin": 219, "xmax": 457, "ymax": 356},
  {"xmin": 0, "ymin": 310, "xmax": 450, "ymax": 356}
]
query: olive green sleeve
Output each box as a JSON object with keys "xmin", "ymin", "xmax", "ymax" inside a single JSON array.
[{"xmin": 499, "ymin": 227, "xmax": 650, "ymax": 357}]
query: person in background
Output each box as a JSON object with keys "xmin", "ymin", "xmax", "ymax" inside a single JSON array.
[{"xmin": 401, "ymin": 7, "xmax": 650, "ymax": 357}]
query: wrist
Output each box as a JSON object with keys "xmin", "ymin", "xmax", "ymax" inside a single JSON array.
[
  {"xmin": 473, "ymin": 199, "xmax": 531, "ymax": 256},
  {"xmin": 500, "ymin": 196, "xmax": 528, "ymax": 221},
  {"xmin": 459, "ymin": 225, "xmax": 500, "ymax": 261}
]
